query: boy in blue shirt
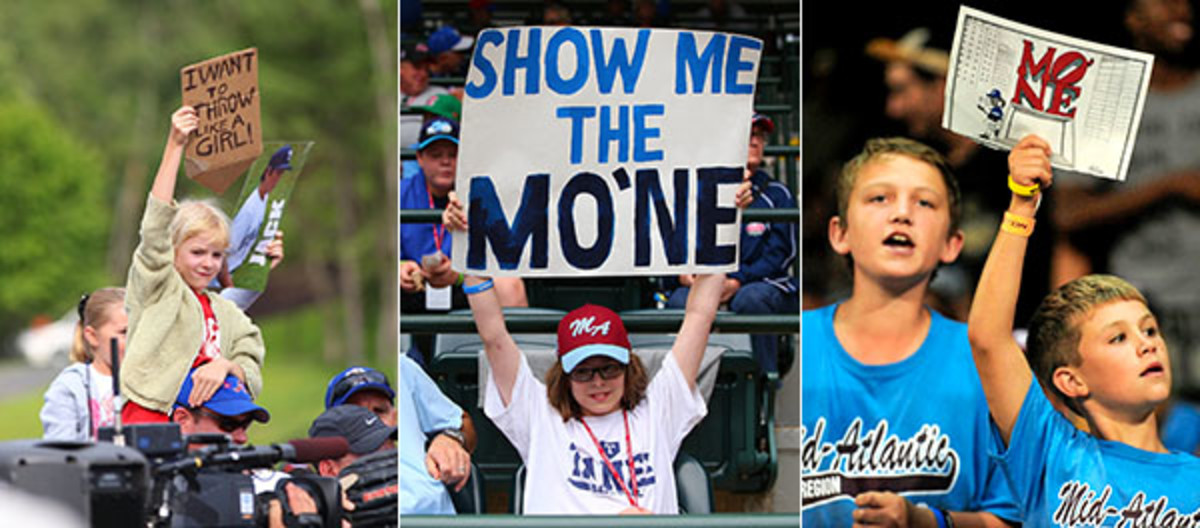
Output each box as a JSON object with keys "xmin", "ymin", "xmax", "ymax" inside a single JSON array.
[
  {"xmin": 803, "ymin": 137, "xmax": 1019, "ymax": 526},
  {"xmin": 969, "ymin": 135, "xmax": 1200, "ymax": 525}
]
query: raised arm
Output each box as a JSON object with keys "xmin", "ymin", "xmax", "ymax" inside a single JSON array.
[
  {"xmin": 465, "ymin": 275, "xmax": 522, "ymax": 406},
  {"xmin": 672, "ymin": 273, "xmax": 723, "ymax": 391},
  {"xmin": 446, "ymin": 193, "xmax": 523, "ymax": 403},
  {"xmin": 966, "ymin": 134, "xmax": 1052, "ymax": 444},
  {"xmin": 150, "ymin": 106, "xmax": 198, "ymax": 203}
]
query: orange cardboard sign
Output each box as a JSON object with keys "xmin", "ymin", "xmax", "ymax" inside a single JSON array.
[{"xmin": 180, "ymin": 47, "xmax": 262, "ymax": 194}]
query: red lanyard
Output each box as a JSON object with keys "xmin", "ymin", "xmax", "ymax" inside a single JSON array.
[
  {"xmin": 426, "ymin": 182, "xmax": 445, "ymax": 252},
  {"xmin": 580, "ymin": 410, "xmax": 639, "ymax": 508}
]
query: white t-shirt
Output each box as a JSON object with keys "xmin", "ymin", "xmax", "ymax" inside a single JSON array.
[
  {"xmin": 485, "ymin": 352, "xmax": 706, "ymax": 514},
  {"xmin": 87, "ymin": 365, "xmax": 116, "ymax": 440},
  {"xmin": 227, "ymin": 189, "xmax": 268, "ymax": 272}
]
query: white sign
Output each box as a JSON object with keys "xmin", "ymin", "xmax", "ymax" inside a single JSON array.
[
  {"xmin": 453, "ymin": 27, "xmax": 761, "ymax": 276},
  {"xmin": 943, "ymin": 6, "xmax": 1154, "ymax": 181}
]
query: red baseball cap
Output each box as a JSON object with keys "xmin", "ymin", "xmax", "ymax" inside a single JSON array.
[
  {"xmin": 557, "ymin": 304, "xmax": 631, "ymax": 373},
  {"xmin": 752, "ymin": 113, "xmax": 775, "ymax": 134}
]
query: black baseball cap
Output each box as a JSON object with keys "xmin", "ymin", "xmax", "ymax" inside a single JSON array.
[{"xmin": 309, "ymin": 405, "xmax": 396, "ymax": 455}]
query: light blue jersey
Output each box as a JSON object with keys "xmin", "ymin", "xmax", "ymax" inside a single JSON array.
[
  {"xmin": 801, "ymin": 302, "xmax": 1019, "ymax": 525},
  {"xmin": 1003, "ymin": 379, "xmax": 1200, "ymax": 526},
  {"xmin": 400, "ymin": 355, "xmax": 462, "ymax": 515}
]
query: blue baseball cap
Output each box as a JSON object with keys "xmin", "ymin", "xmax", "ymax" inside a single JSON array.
[
  {"xmin": 175, "ymin": 370, "xmax": 270, "ymax": 423},
  {"xmin": 416, "ymin": 117, "xmax": 460, "ymax": 151},
  {"xmin": 326, "ymin": 366, "xmax": 396, "ymax": 409},
  {"xmin": 268, "ymin": 145, "xmax": 293, "ymax": 170},
  {"xmin": 427, "ymin": 26, "xmax": 474, "ymax": 55}
]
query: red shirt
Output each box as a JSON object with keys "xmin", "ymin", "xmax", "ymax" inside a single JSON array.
[{"xmin": 190, "ymin": 290, "xmax": 220, "ymax": 369}]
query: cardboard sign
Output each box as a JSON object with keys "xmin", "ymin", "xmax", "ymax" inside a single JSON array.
[
  {"xmin": 181, "ymin": 47, "xmax": 263, "ymax": 194},
  {"xmin": 451, "ymin": 27, "xmax": 761, "ymax": 277}
]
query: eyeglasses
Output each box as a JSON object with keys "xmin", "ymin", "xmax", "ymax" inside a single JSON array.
[
  {"xmin": 192, "ymin": 407, "xmax": 253, "ymax": 434},
  {"xmin": 331, "ymin": 369, "xmax": 390, "ymax": 405},
  {"xmin": 568, "ymin": 363, "xmax": 625, "ymax": 383}
]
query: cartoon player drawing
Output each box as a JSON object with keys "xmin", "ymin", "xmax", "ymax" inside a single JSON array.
[{"xmin": 978, "ymin": 88, "xmax": 1006, "ymax": 140}]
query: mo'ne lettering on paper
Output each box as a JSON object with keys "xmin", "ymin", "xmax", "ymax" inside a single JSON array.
[{"xmin": 943, "ymin": 6, "xmax": 1154, "ymax": 181}]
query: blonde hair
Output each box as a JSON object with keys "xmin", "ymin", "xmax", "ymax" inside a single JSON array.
[
  {"xmin": 837, "ymin": 137, "xmax": 962, "ymax": 233},
  {"xmin": 169, "ymin": 199, "xmax": 231, "ymax": 250},
  {"xmin": 70, "ymin": 287, "xmax": 126, "ymax": 363},
  {"xmin": 1026, "ymin": 274, "xmax": 1150, "ymax": 414}
]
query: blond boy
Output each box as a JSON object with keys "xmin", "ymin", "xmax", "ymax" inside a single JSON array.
[{"xmin": 802, "ymin": 137, "xmax": 1018, "ymax": 526}]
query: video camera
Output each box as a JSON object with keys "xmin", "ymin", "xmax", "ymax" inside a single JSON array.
[
  {"xmin": 0, "ymin": 339, "xmax": 348, "ymax": 527},
  {"xmin": 124, "ymin": 422, "xmax": 348, "ymax": 527},
  {"xmin": 0, "ymin": 423, "xmax": 347, "ymax": 527}
]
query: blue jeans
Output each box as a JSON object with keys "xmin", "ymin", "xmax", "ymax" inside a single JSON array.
[{"xmin": 667, "ymin": 281, "xmax": 798, "ymax": 377}]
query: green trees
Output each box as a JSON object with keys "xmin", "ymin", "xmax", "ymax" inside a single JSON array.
[
  {"xmin": 0, "ymin": 0, "xmax": 397, "ymax": 363},
  {"xmin": 0, "ymin": 97, "xmax": 109, "ymax": 339}
]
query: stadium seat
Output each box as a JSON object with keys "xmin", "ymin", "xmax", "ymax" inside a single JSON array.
[
  {"xmin": 524, "ymin": 277, "xmax": 653, "ymax": 312},
  {"xmin": 509, "ymin": 451, "xmax": 713, "ymax": 514},
  {"xmin": 673, "ymin": 451, "xmax": 714, "ymax": 514},
  {"xmin": 449, "ymin": 460, "xmax": 486, "ymax": 514},
  {"xmin": 430, "ymin": 307, "xmax": 777, "ymax": 497},
  {"xmin": 509, "ymin": 464, "xmax": 526, "ymax": 514},
  {"xmin": 432, "ymin": 308, "xmax": 563, "ymax": 501}
]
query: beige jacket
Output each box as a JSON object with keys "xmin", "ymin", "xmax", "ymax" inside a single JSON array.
[{"xmin": 121, "ymin": 195, "xmax": 264, "ymax": 413}]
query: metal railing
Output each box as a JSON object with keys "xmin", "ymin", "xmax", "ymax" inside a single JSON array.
[
  {"xmin": 400, "ymin": 513, "xmax": 801, "ymax": 528},
  {"xmin": 401, "ymin": 312, "xmax": 798, "ymax": 334},
  {"xmin": 400, "ymin": 207, "xmax": 799, "ymax": 224},
  {"xmin": 400, "ymin": 145, "xmax": 800, "ymax": 160}
]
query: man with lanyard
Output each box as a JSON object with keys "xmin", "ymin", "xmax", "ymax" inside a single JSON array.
[
  {"xmin": 400, "ymin": 116, "xmax": 466, "ymax": 315},
  {"xmin": 400, "ymin": 116, "xmax": 526, "ymax": 364}
]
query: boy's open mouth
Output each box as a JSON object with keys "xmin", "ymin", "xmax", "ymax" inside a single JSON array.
[
  {"xmin": 883, "ymin": 233, "xmax": 914, "ymax": 247},
  {"xmin": 1140, "ymin": 362, "xmax": 1164, "ymax": 377}
]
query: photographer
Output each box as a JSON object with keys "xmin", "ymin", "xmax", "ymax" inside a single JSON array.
[
  {"xmin": 309, "ymin": 404, "xmax": 396, "ymax": 476},
  {"xmin": 310, "ymin": 405, "xmax": 399, "ymax": 527},
  {"xmin": 171, "ymin": 369, "xmax": 326, "ymax": 527}
]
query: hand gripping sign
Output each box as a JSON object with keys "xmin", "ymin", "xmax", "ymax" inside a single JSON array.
[
  {"xmin": 451, "ymin": 27, "xmax": 762, "ymax": 277},
  {"xmin": 181, "ymin": 47, "xmax": 264, "ymax": 194}
]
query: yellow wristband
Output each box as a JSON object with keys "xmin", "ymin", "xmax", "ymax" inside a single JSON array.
[
  {"xmin": 1001, "ymin": 211, "xmax": 1035, "ymax": 237},
  {"xmin": 1008, "ymin": 174, "xmax": 1040, "ymax": 197}
]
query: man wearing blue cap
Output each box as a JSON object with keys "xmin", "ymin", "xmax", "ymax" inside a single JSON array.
[
  {"xmin": 216, "ymin": 144, "xmax": 291, "ymax": 310},
  {"xmin": 171, "ymin": 368, "xmax": 270, "ymax": 446},
  {"xmin": 325, "ymin": 366, "xmax": 398, "ymax": 427},
  {"xmin": 401, "ymin": 117, "xmax": 526, "ymax": 327},
  {"xmin": 426, "ymin": 25, "xmax": 474, "ymax": 77},
  {"xmin": 172, "ymin": 370, "xmax": 325, "ymax": 525}
]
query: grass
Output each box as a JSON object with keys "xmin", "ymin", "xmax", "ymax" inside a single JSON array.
[
  {"xmin": 0, "ymin": 302, "xmax": 395, "ymax": 446},
  {"xmin": 0, "ymin": 390, "xmax": 47, "ymax": 440}
]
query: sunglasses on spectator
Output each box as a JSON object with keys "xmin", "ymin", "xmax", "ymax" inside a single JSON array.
[
  {"xmin": 568, "ymin": 363, "xmax": 625, "ymax": 383},
  {"xmin": 331, "ymin": 369, "xmax": 390, "ymax": 404},
  {"xmin": 192, "ymin": 407, "xmax": 253, "ymax": 433}
]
